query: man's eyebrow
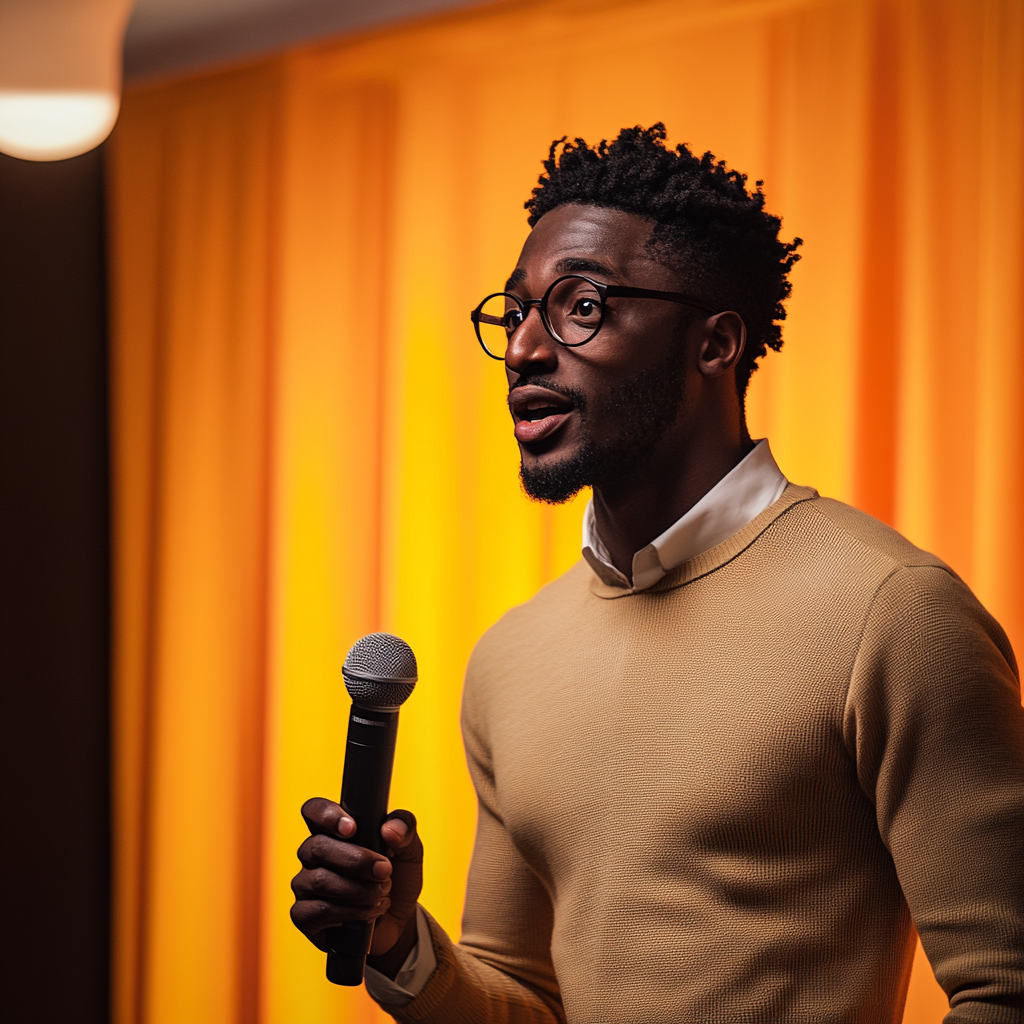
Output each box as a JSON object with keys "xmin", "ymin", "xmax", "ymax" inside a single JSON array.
[
  {"xmin": 505, "ymin": 267, "xmax": 527, "ymax": 290},
  {"xmin": 504, "ymin": 257, "xmax": 617, "ymax": 292},
  {"xmin": 554, "ymin": 256, "xmax": 617, "ymax": 278}
]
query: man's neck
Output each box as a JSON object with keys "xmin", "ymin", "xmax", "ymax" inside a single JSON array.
[{"xmin": 591, "ymin": 432, "xmax": 754, "ymax": 582}]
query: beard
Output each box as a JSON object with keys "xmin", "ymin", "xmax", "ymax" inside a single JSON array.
[{"xmin": 518, "ymin": 341, "xmax": 688, "ymax": 504}]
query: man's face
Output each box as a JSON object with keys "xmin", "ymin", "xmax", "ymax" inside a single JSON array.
[{"xmin": 504, "ymin": 204, "xmax": 698, "ymax": 502}]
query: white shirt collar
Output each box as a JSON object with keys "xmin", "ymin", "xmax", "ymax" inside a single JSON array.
[{"xmin": 581, "ymin": 439, "xmax": 788, "ymax": 591}]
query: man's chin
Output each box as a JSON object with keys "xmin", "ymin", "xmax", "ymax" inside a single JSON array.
[{"xmin": 519, "ymin": 445, "xmax": 596, "ymax": 504}]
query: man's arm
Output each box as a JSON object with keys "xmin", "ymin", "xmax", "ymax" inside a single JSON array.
[
  {"xmin": 846, "ymin": 565, "xmax": 1024, "ymax": 1022},
  {"xmin": 373, "ymin": 804, "xmax": 564, "ymax": 1023},
  {"xmin": 373, "ymin": 765, "xmax": 564, "ymax": 1022}
]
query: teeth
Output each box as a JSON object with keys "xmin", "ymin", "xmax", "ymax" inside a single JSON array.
[
  {"xmin": 523, "ymin": 406, "xmax": 561, "ymax": 421},
  {"xmin": 515, "ymin": 395, "xmax": 570, "ymax": 421}
]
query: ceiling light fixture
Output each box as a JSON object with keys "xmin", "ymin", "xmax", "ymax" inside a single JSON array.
[{"xmin": 0, "ymin": 0, "xmax": 135, "ymax": 162}]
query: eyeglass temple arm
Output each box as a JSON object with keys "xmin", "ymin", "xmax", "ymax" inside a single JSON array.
[{"xmin": 602, "ymin": 284, "xmax": 718, "ymax": 315}]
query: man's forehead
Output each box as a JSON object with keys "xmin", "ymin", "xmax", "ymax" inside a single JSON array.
[{"xmin": 508, "ymin": 204, "xmax": 658, "ymax": 288}]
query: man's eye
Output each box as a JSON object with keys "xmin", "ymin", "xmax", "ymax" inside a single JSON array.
[
  {"xmin": 574, "ymin": 298, "xmax": 599, "ymax": 318},
  {"xmin": 505, "ymin": 309, "xmax": 524, "ymax": 331}
]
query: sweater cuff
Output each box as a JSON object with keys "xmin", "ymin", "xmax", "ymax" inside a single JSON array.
[
  {"xmin": 370, "ymin": 908, "xmax": 464, "ymax": 1021},
  {"xmin": 364, "ymin": 907, "xmax": 436, "ymax": 1006}
]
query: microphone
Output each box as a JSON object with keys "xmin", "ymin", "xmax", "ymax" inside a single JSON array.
[{"xmin": 326, "ymin": 632, "xmax": 418, "ymax": 986}]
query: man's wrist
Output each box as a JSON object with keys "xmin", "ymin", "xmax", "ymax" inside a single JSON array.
[{"xmin": 365, "ymin": 913, "xmax": 419, "ymax": 980}]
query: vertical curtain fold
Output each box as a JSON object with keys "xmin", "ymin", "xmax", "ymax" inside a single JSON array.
[
  {"xmin": 108, "ymin": 2, "xmax": 1024, "ymax": 1021},
  {"xmin": 109, "ymin": 66, "xmax": 284, "ymax": 1024},
  {"xmin": 263, "ymin": 76, "xmax": 399, "ymax": 1024}
]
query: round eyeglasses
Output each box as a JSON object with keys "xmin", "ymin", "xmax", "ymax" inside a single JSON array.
[{"xmin": 470, "ymin": 274, "xmax": 719, "ymax": 360}]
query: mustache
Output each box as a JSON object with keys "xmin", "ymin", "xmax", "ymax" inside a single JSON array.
[{"xmin": 507, "ymin": 376, "xmax": 588, "ymax": 413}]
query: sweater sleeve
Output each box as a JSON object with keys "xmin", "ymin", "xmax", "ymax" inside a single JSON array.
[
  {"xmin": 374, "ymin": 670, "xmax": 565, "ymax": 1024},
  {"xmin": 844, "ymin": 565, "xmax": 1024, "ymax": 1023}
]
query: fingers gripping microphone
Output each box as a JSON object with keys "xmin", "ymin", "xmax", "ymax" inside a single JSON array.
[{"xmin": 326, "ymin": 633, "xmax": 418, "ymax": 986}]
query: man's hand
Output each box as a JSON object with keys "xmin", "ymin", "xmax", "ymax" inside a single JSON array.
[{"xmin": 290, "ymin": 799, "xmax": 423, "ymax": 976}]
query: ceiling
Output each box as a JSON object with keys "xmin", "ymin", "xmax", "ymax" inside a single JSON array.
[{"xmin": 124, "ymin": 0, "xmax": 488, "ymax": 81}]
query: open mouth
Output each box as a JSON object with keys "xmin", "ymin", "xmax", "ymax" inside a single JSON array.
[
  {"xmin": 520, "ymin": 400, "xmax": 565, "ymax": 421},
  {"xmin": 509, "ymin": 386, "xmax": 576, "ymax": 444}
]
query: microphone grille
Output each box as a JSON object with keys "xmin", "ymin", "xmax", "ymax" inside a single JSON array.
[{"xmin": 342, "ymin": 632, "xmax": 418, "ymax": 709}]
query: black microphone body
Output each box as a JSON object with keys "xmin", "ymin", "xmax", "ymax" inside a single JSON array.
[
  {"xmin": 341, "ymin": 706, "xmax": 399, "ymax": 853},
  {"xmin": 326, "ymin": 634, "xmax": 417, "ymax": 987}
]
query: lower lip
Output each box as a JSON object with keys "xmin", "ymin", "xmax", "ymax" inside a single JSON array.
[{"xmin": 515, "ymin": 411, "xmax": 572, "ymax": 444}]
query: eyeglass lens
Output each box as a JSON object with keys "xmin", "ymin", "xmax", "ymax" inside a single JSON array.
[{"xmin": 474, "ymin": 276, "xmax": 604, "ymax": 358}]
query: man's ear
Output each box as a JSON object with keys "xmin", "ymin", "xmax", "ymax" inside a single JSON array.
[{"xmin": 697, "ymin": 311, "xmax": 746, "ymax": 378}]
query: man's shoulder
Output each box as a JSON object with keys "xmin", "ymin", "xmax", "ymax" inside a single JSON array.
[
  {"xmin": 779, "ymin": 494, "xmax": 1018, "ymax": 663},
  {"xmin": 464, "ymin": 559, "xmax": 594, "ymax": 689},
  {"xmin": 788, "ymin": 492, "xmax": 953, "ymax": 578},
  {"xmin": 480, "ymin": 557, "xmax": 594, "ymax": 639},
  {"xmin": 714, "ymin": 488, "xmax": 980, "ymax": 636}
]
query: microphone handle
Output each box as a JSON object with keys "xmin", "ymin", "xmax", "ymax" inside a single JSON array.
[{"xmin": 326, "ymin": 705, "xmax": 400, "ymax": 986}]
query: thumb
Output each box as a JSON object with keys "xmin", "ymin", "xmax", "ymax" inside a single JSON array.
[{"xmin": 380, "ymin": 809, "xmax": 423, "ymax": 906}]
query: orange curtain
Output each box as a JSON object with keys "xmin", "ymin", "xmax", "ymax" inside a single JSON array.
[{"xmin": 107, "ymin": 1, "xmax": 1024, "ymax": 1021}]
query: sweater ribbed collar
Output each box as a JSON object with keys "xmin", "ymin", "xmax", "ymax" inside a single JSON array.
[{"xmin": 588, "ymin": 483, "xmax": 819, "ymax": 600}]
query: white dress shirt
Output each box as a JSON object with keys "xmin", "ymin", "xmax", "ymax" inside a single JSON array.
[{"xmin": 364, "ymin": 438, "xmax": 788, "ymax": 1005}]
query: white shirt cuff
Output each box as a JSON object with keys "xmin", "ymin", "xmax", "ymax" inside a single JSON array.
[{"xmin": 363, "ymin": 906, "xmax": 436, "ymax": 1006}]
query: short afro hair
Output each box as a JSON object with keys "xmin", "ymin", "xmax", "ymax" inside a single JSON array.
[{"xmin": 525, "ymin": 124, "xmax": 801, "ymax": 399}]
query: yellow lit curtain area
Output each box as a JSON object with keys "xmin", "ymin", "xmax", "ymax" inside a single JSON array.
[{"xmin": 106, "ymin": 0, "xmax": 1024, "ymax": 1021}]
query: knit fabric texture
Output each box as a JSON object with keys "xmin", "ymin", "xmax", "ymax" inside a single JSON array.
[{"xmin": 380, "ymin": 486, "xmax": 1024, "ymax": 1023}]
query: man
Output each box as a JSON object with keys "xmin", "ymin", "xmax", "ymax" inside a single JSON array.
[{"xmin": 291, "ymin": 125, "xmax": 1024, "ymax": 1022}]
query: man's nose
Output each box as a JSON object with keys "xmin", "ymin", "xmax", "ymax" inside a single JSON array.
[{"xmin": 505, "ymin": 304, "xmax": 558, "ymax": 375}]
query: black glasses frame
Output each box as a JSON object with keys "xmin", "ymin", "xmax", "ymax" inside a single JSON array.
[{"xmin": 470, "ymin": 274, "xmax": 720, "ymax": 360}]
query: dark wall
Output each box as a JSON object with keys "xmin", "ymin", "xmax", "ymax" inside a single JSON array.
[{"xmin": 0, "ymin": 148, "xmax": 111, "ymax": 1023}]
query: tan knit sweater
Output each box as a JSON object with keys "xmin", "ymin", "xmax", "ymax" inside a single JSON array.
[{"xmin": 383, "ymin": 487, "xmax": 1024, "ymax": 1023}]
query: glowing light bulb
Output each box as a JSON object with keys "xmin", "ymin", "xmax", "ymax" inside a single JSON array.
[
  {"xmin": 0, "ymin": 0, "xmax": 134, "ymax": 162},
  {"xmin": 0, "ymin": 90, "xmax": 120, "ymax": 162}
]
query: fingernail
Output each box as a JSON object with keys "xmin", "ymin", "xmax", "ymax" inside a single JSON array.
[
  {"xmin": 337, "ymin": 816, "xmax": 355, "ymax": 837},
  {"xmin": 387, "ymin": 819, "xmax": 408, "ymax": 838},
  {"xmin": 372, "ymin": 860, "xmax": 392, "ymax": 880}
]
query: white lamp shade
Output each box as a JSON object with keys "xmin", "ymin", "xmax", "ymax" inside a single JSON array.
[{"xmin": 0, "ymin": 0, "xmax": 134, "ymax": 161}]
